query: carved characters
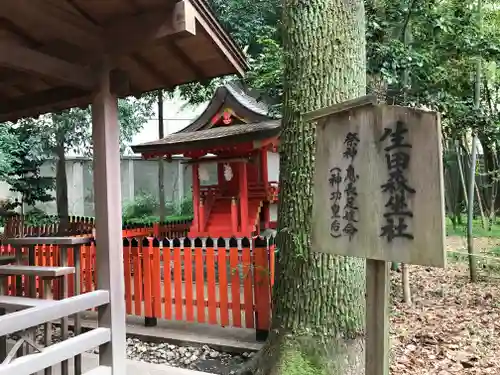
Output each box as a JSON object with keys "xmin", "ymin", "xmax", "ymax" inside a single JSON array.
[
  {"xmin": 329, "ymin": 167, "xmax": 342, "ymax": 238},
  {"xmin": 342, "ymin": 133, "xmax": 359, "ymax": 241},
  {"xmin": 328, "ymin": 132, "xmax": 360, "ymax": 241},
  {"xmin": 379, "ymin": 121, "xmax": 415, "ymax": 242}
]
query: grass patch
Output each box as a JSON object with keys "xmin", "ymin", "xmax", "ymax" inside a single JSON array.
[
  {"xmin": 279, "ymin": 348, "xmax": 327, "ymax": 375},
  {"xmin": 446, "ymin": 216, "xmax": 500, "ymax": 238}
]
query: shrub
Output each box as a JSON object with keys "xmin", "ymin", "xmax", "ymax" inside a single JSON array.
[
  {"xmin": 122, "ymin": 192, "xmax": 193, "ymax": 223},
  {"xmin": 180, "ymin": 197, "xmax": 193, "ymax": 216},
  {"xmin": 122, "ymin": 191, "xmax": 158, "ymax": 221},
  {"xmin": 24, "ymin": 208, "xmax": 59, "ymax": 226}
]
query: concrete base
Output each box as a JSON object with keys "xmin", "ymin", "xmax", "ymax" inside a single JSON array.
[{"xmin": 70, "ymin": 312, "xmax": 263, "ymax": 353}]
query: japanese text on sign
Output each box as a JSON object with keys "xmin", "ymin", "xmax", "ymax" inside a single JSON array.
[
  {"xmin": 329, "ymin": 132, "xmax": 360, "ymax": 241},
  {"xmin": 379, "ymin": 121, "xmax": 415, "ymax": 242}
]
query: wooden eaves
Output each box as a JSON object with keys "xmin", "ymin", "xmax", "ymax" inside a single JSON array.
[
  {"xmin": 132, "ymin": 120, "xmax": 281, "ymax": 157},
  {"xmin": 0, "ymin": 0, "xmax": 247, "ymax": 123}
]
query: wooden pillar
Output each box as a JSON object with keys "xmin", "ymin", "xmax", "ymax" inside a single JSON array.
[
  {"xmin": 217, "ymin": 162, "xmax": 224, "ymax": 187},
  {"xmin": 157, "ymin": 90, "xmax": 166, "ymax": 225},
  {"xmin": 192, "ymin": 164, "xmax": 200, "ymax": 233},
  {"xmin": 263, "ymin": 202, "xmax": 271, "ymax": 229},
  {"xmin": 199, "ymin": 198, "xmax": 205, "ymax": 234},
  {"xmin": 239, "ymin": 162, "xmax": 248, "ymax": 234},
  {"xmin": 231, "ymin": 197, "xmax": 238, "ymax": 233},
  {"xmin": 261, "ymin": 149, "xmax": 269, "ymax": 186},
  {"xmin": 92, "ymin": 61, "xmax": 126, "ymax": 374}
]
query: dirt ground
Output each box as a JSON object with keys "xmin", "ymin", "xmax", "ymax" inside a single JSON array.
[{"xmin": 390, "ymin": 236, "xmax": 500, "ymax": 374}]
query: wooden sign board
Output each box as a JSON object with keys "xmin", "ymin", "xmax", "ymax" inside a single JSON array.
[{"xmin": 309, "ymin": 98, "xmax": 446, "ymax": 268}]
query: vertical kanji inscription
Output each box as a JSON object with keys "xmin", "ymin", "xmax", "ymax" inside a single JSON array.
[
  {"xmin": 342, "ymin": 132, "xmax": 359, "ymax": 241},
  {"xmin": 329, "ymin": 167, "xmax": 342, "ymax": 238},
  {"xmin": 379, "ymin": 121, "xmax": 415, "ymax": 242}
]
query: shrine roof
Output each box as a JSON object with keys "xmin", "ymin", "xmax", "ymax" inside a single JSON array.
[
  {"xmin": 132, "ymin": 120, "xmax": 280, "ymax": 157},
  {"xmin": 0, "ymin": 0, "xmax": 247, "ymax": 123},
  {"xmin": 178, "ymin": 81, "xmax": 275, "ymax": 133}
]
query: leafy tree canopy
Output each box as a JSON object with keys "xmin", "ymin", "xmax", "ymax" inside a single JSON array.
[
  {"xmin": 180, "ymin": 0, "xmax": 500, "ymax": 142},
  {"xmin": 1, "ymin": 119, "xmax": 54, "ymax": 209}
]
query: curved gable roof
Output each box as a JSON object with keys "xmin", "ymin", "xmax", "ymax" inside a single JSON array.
[{"xmin": 178, "ymin": 81, "xmax": 275, "ymax": 133}]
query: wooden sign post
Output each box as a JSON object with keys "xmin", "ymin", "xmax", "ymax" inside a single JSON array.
[{"xmin": 305, "ymin": 96, "xmax": 446, "ymax": 375}]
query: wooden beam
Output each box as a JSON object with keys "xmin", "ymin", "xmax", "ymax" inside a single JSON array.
[
  {"xmin": 104, "ymin": 0, "xmax": 197, "ymax": 56},
  {"xmin": 167, "ymin": 41, "xmax": 205, "ymax": 80},
  {"xmin": 190, "ymin": 0, "xmax": 246, "ymax": 77},
  {"xmin": 303, "ymin": 95, "xmax": 378, "ymax": 122},
  {"xmin": 0, "ymin": 42, "xmax": 96, "ymax": 89},
  {"xmin": 183, "ymin": 156, "xmax": 253, "ymax": 165},
  {"xmin": 0, "ymin": 265, "xmax": 75, "ymax": 278},
  {"xmin": 5, "ymin": 237, "xmax": 91, "ymax": 246},
  {"xmin": 0, "ymin": 0, "xmax": 101, "ymax": 49},
  {"xmin": 0, "ymin": 87, "xmax": 90, "ymax": 122},
  {"xmin": 0, "ymin": 72, "xmax": 130, "ymax": 122},
  {"xmin": 1, "ymin": 1, "xmax": 196, "ymax": 56},
  {"xmin": 132, "ymin": 54, "xmax": 174, "ymax": 87}
]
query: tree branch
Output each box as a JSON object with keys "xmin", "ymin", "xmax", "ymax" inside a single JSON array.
[{"xmin": 400, "ymin": 0, "xmax": 418, "ymax": 41}]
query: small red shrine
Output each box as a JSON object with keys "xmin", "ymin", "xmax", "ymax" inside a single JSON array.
[{"xmin": 132, "ymin": 83, "xmax": 280, "ymax": 238}]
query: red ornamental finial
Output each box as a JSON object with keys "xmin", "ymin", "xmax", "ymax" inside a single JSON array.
[{"xmin": 222, "ymin": 111, "xmax": 232, "ymax": 125}]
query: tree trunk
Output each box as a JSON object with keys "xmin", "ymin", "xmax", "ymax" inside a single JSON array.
[
  {"xmin": 55, "ymin": 141, "xmax": 69, "ymax": 235},
  {"xmin": 456, "ymin": 140, "xmax": 468, "ymax": 211},
  {"xmin": 488, "ymin": 146, "xmax": 499, "ymax": 226},
  {"xmin": 158, "ymin": 90, "xmax": 166, "ymax": 224},
  {"xmin": 401, "ymin": 263, "xmax": 412, "ymax": 305},
  {"xmin": 246, "ymin": 1, "xmax": 366, "ymax": 374},
  {"xmin": 468, "ymin": 0, "xmax": 482, "ymax": 283}
]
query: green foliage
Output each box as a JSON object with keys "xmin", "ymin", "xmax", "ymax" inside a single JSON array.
[
  {"xmin": 367, "ymin": 0, "xmax": 500, "ymax": 137},
  {"xmin": 446, "ymin": 215, "xmax": 500, "ymax": 238},
  {"xmin": 23, "ymin": 208, "xmax": 59, "ymax": 227},
  {"xmin": 3, "ymin": 120, "xmax": 54, "ymax": 209},
  {"xmin": 0, "ymin": 124, "xmax": 20, "ymax": 179},
  {"xmin": 278, "ymin": 348, "xmax": 326, "ymax": 375},
  {"xmin": 183, "ymin": 0, "xmax": 500, "ymax": 143},
  {"xmin": 123, "ymin": 215, "xmax": 193, "ymax": 226},
  {"xmin": 122, "ymin": 191, "xmax": 158, "ymax": 219},
  {"xmin": 179, "ymin": 198, "xmax": 194, "ymax": 217},
  {"xmin": 172, "ymin": 0, "xmax": 282, "ymax": 106},
  {"xmin": 246, "ymin": 35, "xmax": 283, "ymax": 114},
  {"xmin": 45, "ymin": 97, "xmax": 153, "ymax": 156},
  {"xmin": 122, "ymin": 191, "xmax": 193, "ymax": 223}
]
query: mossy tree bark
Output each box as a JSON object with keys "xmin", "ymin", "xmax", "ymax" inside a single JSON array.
[{"xmin": 246, "ymin": 1, "xmax": 367, "ymax": 374}]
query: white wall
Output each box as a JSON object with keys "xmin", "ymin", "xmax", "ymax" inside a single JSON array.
[
  {"xmin": 0, "ymin": 157, "xmax": 189, "ymax": 217},
  {"xmin": 267, "ymin": 151, "xmax": 280, "ymax": 182}
]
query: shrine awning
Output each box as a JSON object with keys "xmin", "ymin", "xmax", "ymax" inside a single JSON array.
[
  {"xmin": 132, "ymin": 120, "xmax": 281, "ymax": 158},
  {"xmin": 0, "ymin": 0, "xmax": 247, "ymax": 123}
]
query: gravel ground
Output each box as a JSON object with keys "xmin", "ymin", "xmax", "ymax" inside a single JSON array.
[
  {"xmin": 8, "ymin": 327, "xmax": 252, "ymax": 375},
  {"xmin": 126, "ymin": 338, "xmax": 252, "ymax": 374}
]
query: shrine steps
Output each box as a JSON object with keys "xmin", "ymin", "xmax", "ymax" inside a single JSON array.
[{"xmin": 189, "ymin": 197, "xmax": 263, "ymax": 238}]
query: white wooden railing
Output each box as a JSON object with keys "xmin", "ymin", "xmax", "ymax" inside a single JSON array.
[{"xmin": 0, "ymin": 290, "xmax": 110, "ymax": 375}]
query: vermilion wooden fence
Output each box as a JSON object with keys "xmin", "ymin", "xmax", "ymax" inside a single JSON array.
[{"xmin": 0, "ymin": 236, "xmax": 275, "ymax": 332}]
